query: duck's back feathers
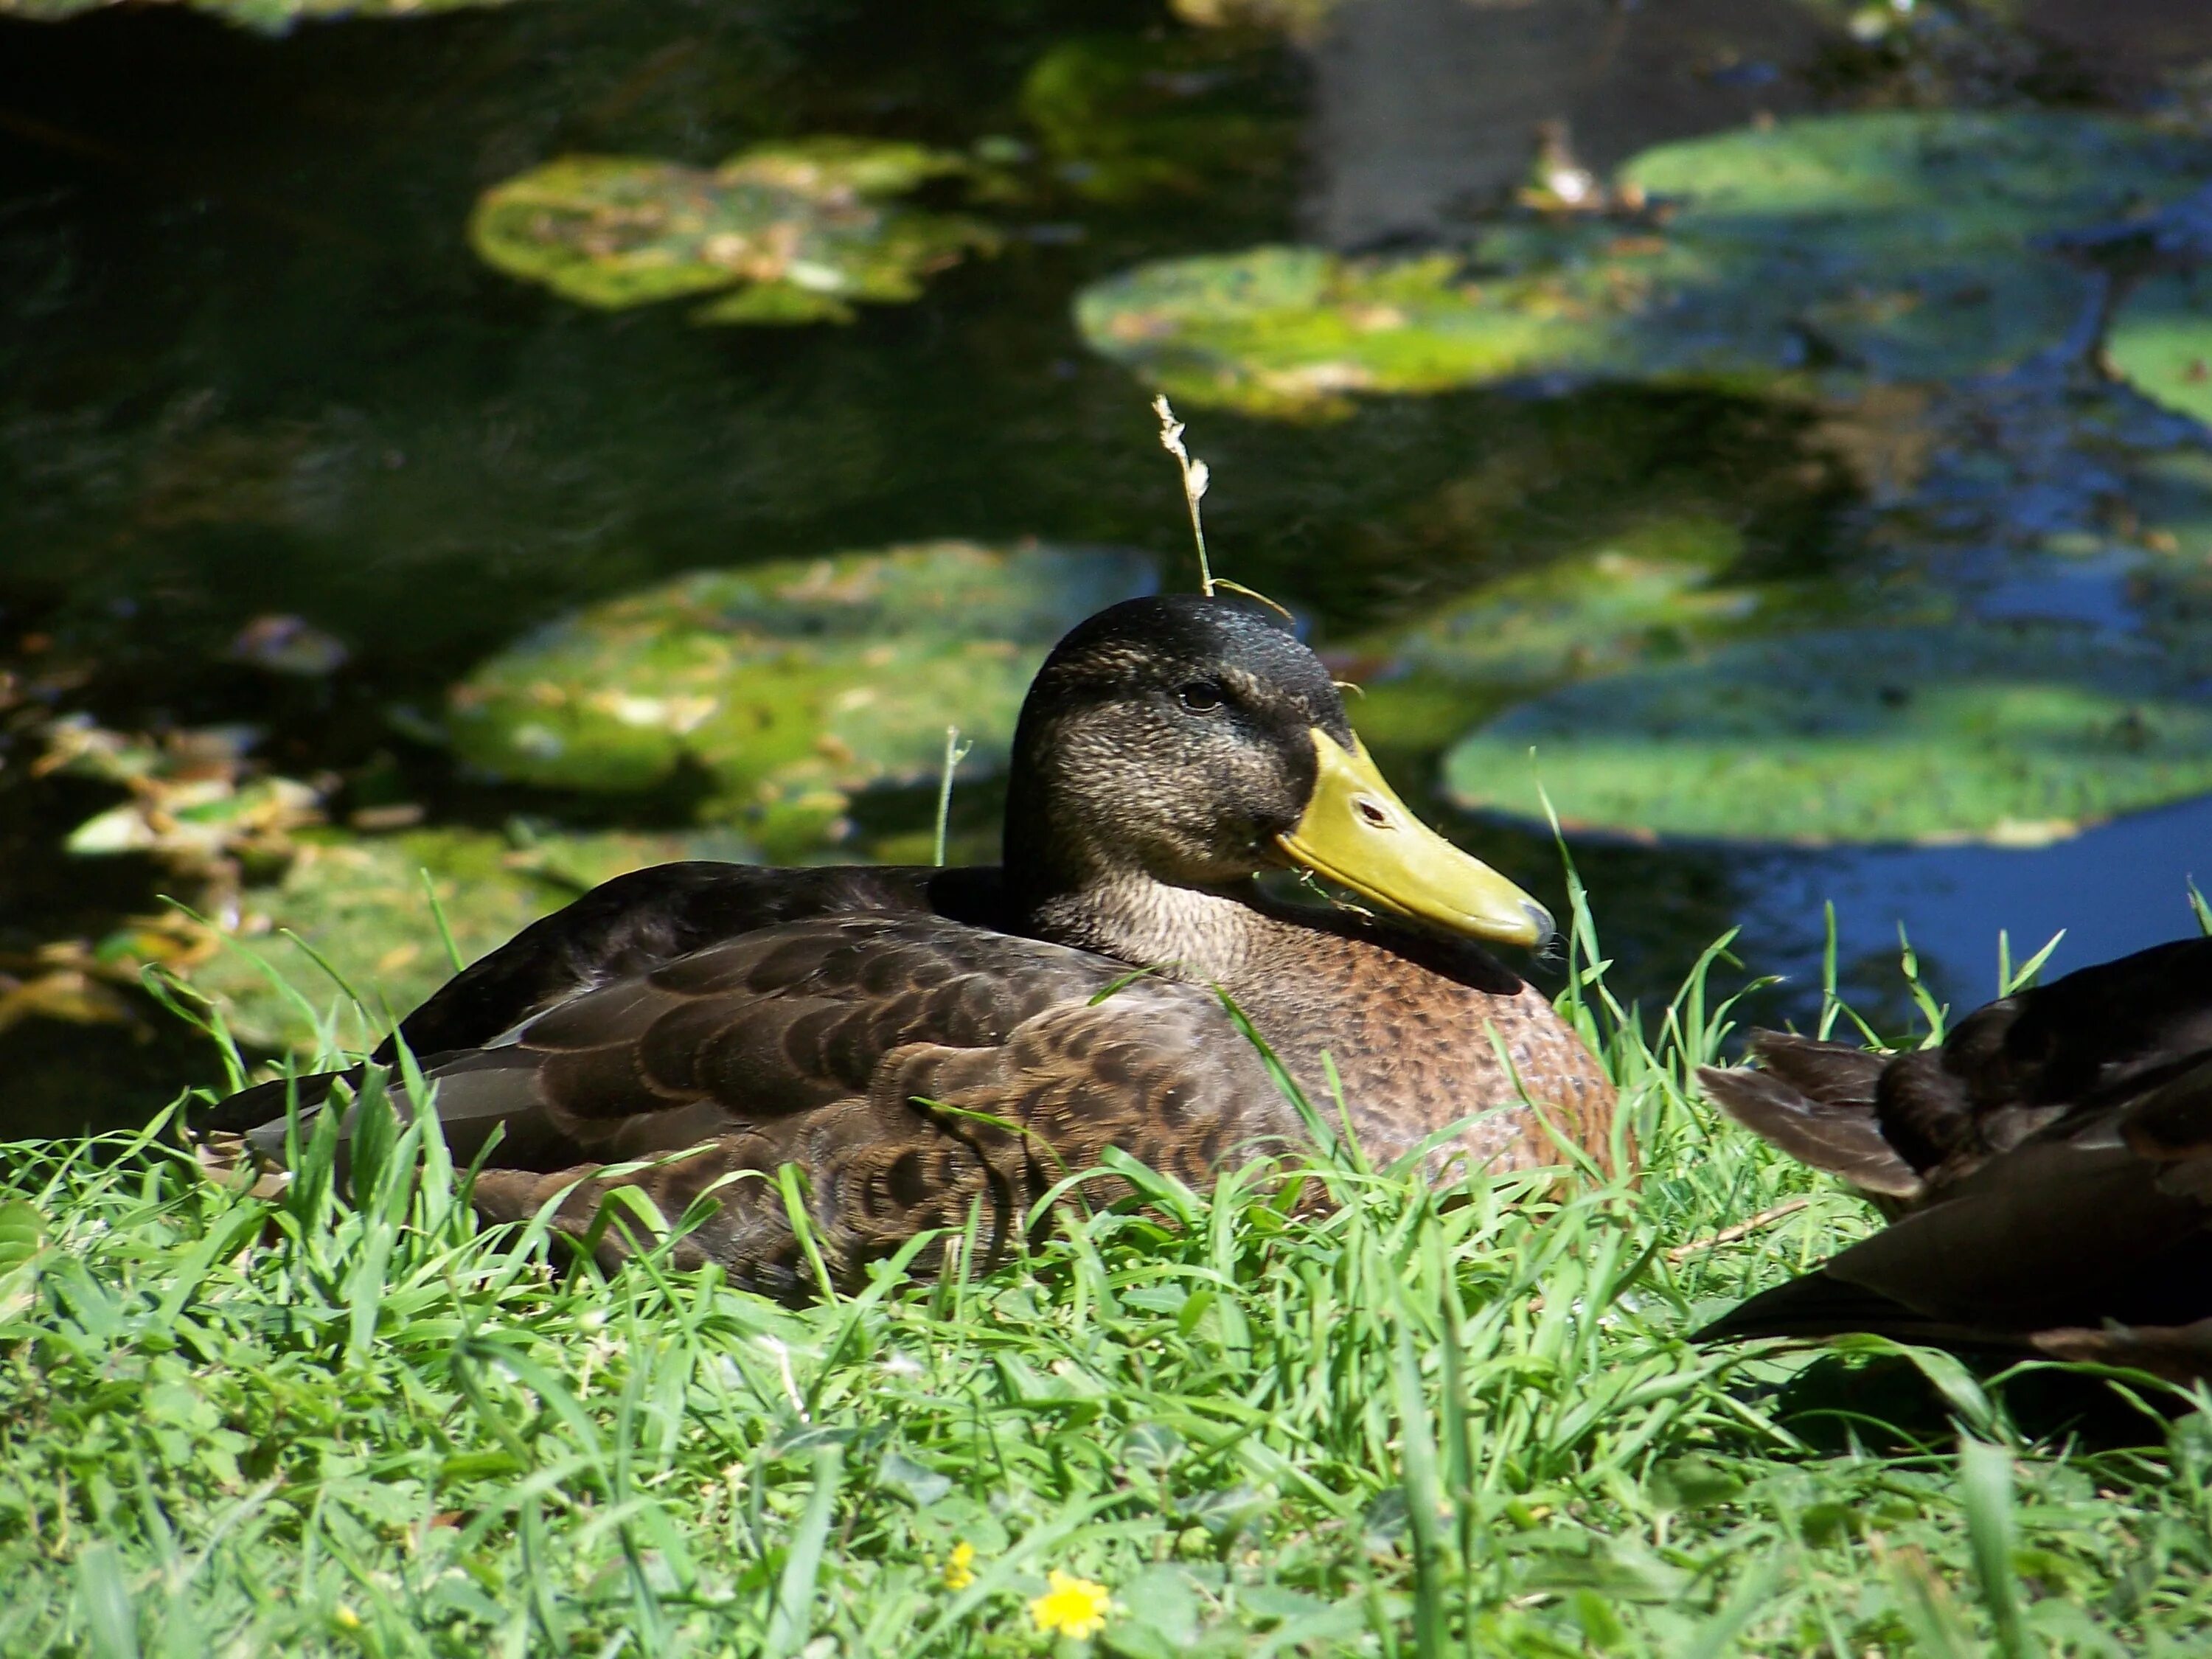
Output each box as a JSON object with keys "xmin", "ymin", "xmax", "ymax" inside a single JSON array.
[
  {"xmin": 1691, "ymin": 1272, "xmax": 1997, "ymax": 1350},
  {"xmin": 380, "ymin": 861, "xmax": 1007, "ymax": 1060}
]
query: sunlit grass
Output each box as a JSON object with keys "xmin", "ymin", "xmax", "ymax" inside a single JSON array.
[{"xmin": 4, "ymin": 872, "xmax": 2211, "ymax": 1655}]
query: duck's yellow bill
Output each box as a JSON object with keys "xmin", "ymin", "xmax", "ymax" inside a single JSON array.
[{"xmin": 1276, "ymin": 729, "xmax": 1553, "ymax": 948}]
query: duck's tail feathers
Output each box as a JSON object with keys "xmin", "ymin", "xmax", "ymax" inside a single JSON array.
[
  {"xmin": 191, "ymin": 1049, "xmax": 573, "ymax": 1185},
  {"xmin": 1699, "ymin": 1032, "xmax": 1924, "ymax": 1202},
  {"xmin": 194, "ymin": 1067, "xmax": 358, "ymax": 1136}
]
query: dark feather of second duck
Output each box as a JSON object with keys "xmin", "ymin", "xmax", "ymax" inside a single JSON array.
[
  {"xmin": 1697, "ymin": 936, "xmax": 2212, "ymax": 1379},
  {"xmin": 204, "ymin": 596, "xmax": 1615, "ymax": 1296}
]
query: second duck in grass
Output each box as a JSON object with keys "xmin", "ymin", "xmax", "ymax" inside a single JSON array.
[
  {"xmin": 1698, "ymin": 936, "xmax": 2212, "ymax": 1380},
  {"xmin": 206, "ymin": 595, "xmax": 1616, "ymax": 1295}
]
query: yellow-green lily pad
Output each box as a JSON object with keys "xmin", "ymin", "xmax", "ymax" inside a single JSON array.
[
  {"xmin": 189, "ymin": 827, "xmax": 754, "ymax": 1054},
  {"xmin": 1, "ymin": 0, "xmax": 507, "ymax": 27},
  {"xmin": 1337, "ymin": 515, "xmax": 1945, "ymax": 751},
  {"xmin": 470, "ymin": 139, "xmax": 1000, "ymax": 324},
  {"xmin": 445, "ymin": 540, "xmax": 1157, "ymax": 850},
  {"xmin": 1078, "ymin": 113, "xmax": 2212, "ymax": 416},
  {"xmin": 2108, "ymin": 269, "xmax": 2212, "ymax": 428},
  {"xmin": 1442, "ymin": 622, "xmax": 2212, "ymax": 847}
]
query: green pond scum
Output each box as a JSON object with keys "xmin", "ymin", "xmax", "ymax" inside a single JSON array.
[
  {"xmin": 1077, "ymin": 111, "xmax": 2212, "ymax": 417},
  {"xmin": 470, "ymin": 140, "xmax": 1002, "ymax": 326}
]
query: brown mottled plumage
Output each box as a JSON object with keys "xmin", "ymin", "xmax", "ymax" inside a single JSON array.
[
  {"xmin": 1697, "ymin": 937, "xmax": 2212, "ymax": 1380},
  {"xmin": 204, "ymin": 597, "xmax": 1613, "ymax": 1298}
]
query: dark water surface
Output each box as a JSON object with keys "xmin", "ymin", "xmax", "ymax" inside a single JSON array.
[{"xmin": 4, "ymin": 0, "xmax": 2211, "ymax": 1132}]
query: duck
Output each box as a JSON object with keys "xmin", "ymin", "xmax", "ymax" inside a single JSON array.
[
  {"xmin": 202, "ymin": 594, "xmax": 1617, "ymax": 1297},
  {"xmin": 1694, "ymin": 936, "xmax": 2212, "ymax": 1380}
]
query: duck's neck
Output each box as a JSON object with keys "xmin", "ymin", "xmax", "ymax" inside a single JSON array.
[
  {"xmin": 1019, "ymin": 872, "xmax": 1273, "ymax": 986},
  {"xmin": 1002, "ymin": 778, "xmax": 1272, "ymax": 986}
]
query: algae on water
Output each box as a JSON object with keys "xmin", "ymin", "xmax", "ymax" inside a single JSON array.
[
  {"xmin": 1441, "ymin": 621, "xmax": 2212, "ymax": 847},
  {"xmin": 470, "ymin": 139, "xmax": 1000, "ymax": 325},
  {"xmin": 0, "ymin": 0, "xmax": 509, "ymax": 26},
  {"xmin": 2109, "ymin": 270, "xmax": 2212, "ymax": 430},
  {"xmin": 445, "ymin": 540, "xmax": 1156, "ymax": 852},
  {"xmin": 1078, "ymin": 113, "xmax": 2212, "ymax": 416}
]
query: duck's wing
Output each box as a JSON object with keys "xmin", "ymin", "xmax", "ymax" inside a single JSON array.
[
  {"xmin": 1699, "ymin": 939, "xmax": 2212, "ymax": 1202},
  {"xmin": 195, "ymin": 858, "xmax": 989, "ymax": 1137},
  {"xmin": 1697, "ymin": 1033, "xmax": 1921, "ymax": 1202},
  {"xmin": 1697, "ymin": 1055, "xmax": 2212, "ymax": 1354},
  {"xmin": 223, "ymin": 911, "xmax": 1296, "ymax": 1298},
  {"xmin": 378, "ymin": 861, "xmax": 1001, "ymax": 1057}
]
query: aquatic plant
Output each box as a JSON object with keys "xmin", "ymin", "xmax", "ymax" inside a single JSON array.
[
  {"xmin": 2109, "ymin": 269, "xmax": 2212, "ymax": 428},
  {"xmin": 1078, "ymin": 112, "xmax": 2212, "ymax": 416},
  {"xmin": 0, "ymin": 0, "xmax": 509, "ymax": 27},
  {"xmin": 1443, "ymin": 620, "xmax": 2212, "ymax": 847},
  {"xmin": 470, "ymin": 139, "xmax": 999, "ymax": 325},
  {"xmin": 1018, "ymin": 31, "xmax": 1301, "ymax": 206}
]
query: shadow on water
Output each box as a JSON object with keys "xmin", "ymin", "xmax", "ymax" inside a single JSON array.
[{"xmin": 4, "ymin": 0, "xmax": 2212, "ymax": 1130}]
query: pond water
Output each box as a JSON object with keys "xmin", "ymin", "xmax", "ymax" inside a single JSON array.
[{"xmin": 4, "ymin": 0, "xmax": 2212, "ymax": 1133}]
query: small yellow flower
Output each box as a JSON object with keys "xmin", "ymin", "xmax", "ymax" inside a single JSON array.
[
  {"xmin": 333, "ymin": 1606, "xmax": 363, "ymax": 1631},
  {"xmin": 1029, "ymin": 1569, "xmax": 1111, "ymax": 1640},
  {"xmin": 942, "ymin": 1540, "xmax": 977, "ymax": 1591}
]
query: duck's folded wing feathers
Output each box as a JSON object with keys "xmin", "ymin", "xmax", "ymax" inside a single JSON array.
[
  {"xmin": 380, "ymin": 862, "xmax": 997, "ymax": 1060},
  {"xmin": 226, "ymin": 911, "xmax": 1295, "ymax": 1296},
  {"xmin": 467, "ymin": 981, "xmax": 1292, "ymax": 1295},
  {"xmin": 1697, "ymin": 1032, "xmax": 1921, "ymax": 1201}
]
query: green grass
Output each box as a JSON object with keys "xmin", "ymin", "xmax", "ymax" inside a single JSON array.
[{"xmin": 4, "ymin": 880, "xmax": 2212, "ymax": 1657}]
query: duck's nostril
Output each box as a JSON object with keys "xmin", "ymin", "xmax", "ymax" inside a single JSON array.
[{"xmin": 1354, "ymin": 796, "xmax": 1392, "ymax": 827}]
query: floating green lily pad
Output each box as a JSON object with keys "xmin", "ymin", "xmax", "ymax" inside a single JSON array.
[
  {"xmin": 1339, "ymin": 518, "xmax": 1891, "ymax": 750},
  {"xmin": 446, "ymin": 541, "xmax": 1157, "ymax": 850},
  {"xmin": 1078, "ymin": 113, "xmax": 2212, "ymax": 415},
  {"xmin": 190, "ymin": 827, "xmax": 754, "ymax": 1054},
  {"xmin": 1441, "ymin": 622, "xmax": 2212, "ymax": 847},
  {"xmin": 1, "ymin": 0, "xmax": 507, "ymax": 25},
  {"xmin": 1340, "ymin": 517, "xmax": 1945, "ymax": 751},
  {"xmin": 2109, "ymin": 269, "xmax": 2212, "ymax": 428},
  {"xmin": 470, "ymin": 139, "xmax": 999, "ymax": 324}
]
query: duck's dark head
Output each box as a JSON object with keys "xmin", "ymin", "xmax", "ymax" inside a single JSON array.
[{"xmin": 1003, "ymin": 594, "xmax": 1551, "ymax": 956}]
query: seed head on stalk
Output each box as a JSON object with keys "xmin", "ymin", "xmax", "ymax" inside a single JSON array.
[{"xmin": 1152, "ymin": 392, "xmax": 1214, "ymax": 598}]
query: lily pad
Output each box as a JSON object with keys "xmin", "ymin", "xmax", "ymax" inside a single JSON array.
[
  {"xmin": 2109, "ymin": 269, "xmax": 2212, "ymax": 428},
  {"xmin": 1441, "ymin": 622, "xmax": 2212, "ymax": 847},
  {"xmin": 0, "ymin": 0, "xmax": 509, "ymax": 27},
  {"xmin": 1077, "ymin": 113, "xmax": 2212, "ymax": 415},
  {"xmin": 445, "ymin": 541, "xmax": 1157, "ymax": 851},
  {"xmin": 188, "ymin": 827, "xmax": 754, "ymax": 1054},
  {"xmin": 470, "ymin": 139, "xmax": 999, "ymax": 324},
  {"xmin": 1338, "ymin": 518, "xmax": 1905, "ymax": 749}
]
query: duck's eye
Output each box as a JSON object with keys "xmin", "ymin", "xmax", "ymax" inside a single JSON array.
[{"xmin": 1176, "ymin": 682, "xmax": 1225, "ymax": 714}]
